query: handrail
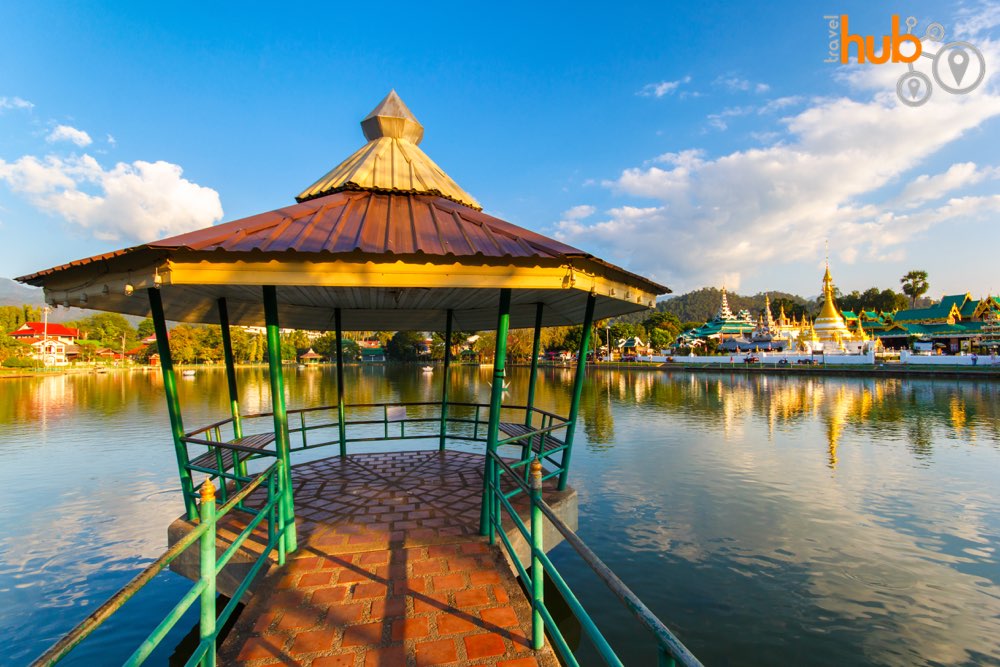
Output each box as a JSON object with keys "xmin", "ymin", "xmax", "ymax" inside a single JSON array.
[
  {"xmin": 32, "ymin": 463, "xmax": 287, "ymax": 667},
  {"xmin": 182, "ymin": 401, "xmax": 570, "ymax": 447},
  {"xmin": 488, "ymin": 451, "xmax": 702, "ymax": 667}
]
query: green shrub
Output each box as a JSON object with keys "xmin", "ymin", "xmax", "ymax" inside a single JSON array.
[{"xmin": 3, "ymin": 356, "xmax": 42, "ymax": 368}]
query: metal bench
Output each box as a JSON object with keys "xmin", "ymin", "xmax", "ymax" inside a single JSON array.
[
  {"xmin": 188, "ymin": 432, "xmax": 276, "ymax": 474},
  {"xmin": 499, "ymin": 422, "xmax": 566, "ymax": 457}
]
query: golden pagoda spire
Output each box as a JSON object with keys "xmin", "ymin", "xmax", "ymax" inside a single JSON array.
[{"xmin": 297, "ymin": 90, "xmax": 482, "ymax": 209}]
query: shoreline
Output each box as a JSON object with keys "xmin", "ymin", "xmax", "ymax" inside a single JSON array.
[{"xmin": 5, "ymin": 360, "xmax": 1000, "ymax": 381}]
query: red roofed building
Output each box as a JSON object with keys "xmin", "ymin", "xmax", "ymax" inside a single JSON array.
[{"xmin": 10, "ymin": 322, "xmax": 80, "ymax": 344}]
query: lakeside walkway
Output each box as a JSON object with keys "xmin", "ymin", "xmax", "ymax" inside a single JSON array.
[{"xmin": 217, "ymin": 450, "xmax": 561, "ymax": 667}]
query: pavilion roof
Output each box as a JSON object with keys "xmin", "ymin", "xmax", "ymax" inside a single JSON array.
[{"xmin": 17, "ymin": 93, "xmax": 669, "ymax": 332}]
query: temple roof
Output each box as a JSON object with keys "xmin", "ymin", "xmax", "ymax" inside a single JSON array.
[{"xmin": 296, "ymin": 91, "xmax": 481, "ymax": 210}]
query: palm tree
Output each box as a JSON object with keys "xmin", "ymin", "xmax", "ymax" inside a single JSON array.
[{"xmin": 900, "ymin": 270, "xmax": 929, "ymax": 308}]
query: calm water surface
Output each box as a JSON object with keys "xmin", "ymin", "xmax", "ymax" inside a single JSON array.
[{"xmin": 1, "ymin": 366, "xmax": 999, "ymax": 666}]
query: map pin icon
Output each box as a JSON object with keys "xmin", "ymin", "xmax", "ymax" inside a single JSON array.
[
  {"xmin": 949, "ymin": 48, "xmax": 970, "ymax": 85},
  {"xmin": 908, "ymin": 78, "xmax": 921, "ymax": 99}
]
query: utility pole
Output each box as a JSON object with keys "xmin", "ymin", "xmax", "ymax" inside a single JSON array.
[{"xmin": 42, "ymin": 305, "xmax": 50, "ymax": 367}]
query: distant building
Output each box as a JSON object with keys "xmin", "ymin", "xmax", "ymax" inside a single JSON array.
[
  {"xmin": 877, "ymin": 293, "xmax": 1000, "ymax": 352},
  {"xmin": 10, "ymin": 322, "xmax": 80, "ymax": 344},
  {"xmin": 299, "ymin": 348, "xmax": 322, "ymax": 364},
  {"xmin": 359, "ymin": 337, "xmax": 385, "ymax": 362},
  {"xmin": 9, "ymin": 322, "xmax": 81, "ymax": 365}
]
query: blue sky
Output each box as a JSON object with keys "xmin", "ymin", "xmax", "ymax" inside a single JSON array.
[{"xmin": 2, "ymin": 1, "xmax": 999, "ymax": 299}]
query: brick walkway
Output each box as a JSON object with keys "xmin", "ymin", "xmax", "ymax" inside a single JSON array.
[{"xmin": 219, "ymin": 450, "xmax": 562, "ymax": 667}]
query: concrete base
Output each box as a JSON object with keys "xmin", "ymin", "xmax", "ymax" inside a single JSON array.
[
  {"xmin": 167, "ymin": 514, "xmax": 274, "ymax": 601},
  {"xmin": 496, "ymin": 484, "xmax": 578, "ymax": 578}
]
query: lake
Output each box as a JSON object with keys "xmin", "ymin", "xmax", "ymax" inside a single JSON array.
[{"xmin": 2, "ymin": 366, "xmax": 999, "ymax": 666}]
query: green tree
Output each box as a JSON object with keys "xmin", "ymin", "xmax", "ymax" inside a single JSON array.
[
  {"xmin": 0, "ymin": 331, "xmax": 26, "ymax": 362},
  {"xmin": 198, "ymin": 326, "xmax": 224, "ymax": 363},
  {"xmin": 136, "ymin": 317, "xmax": 156, "ymax": 340},
  {"xmin": 168, "ymin": 325, "xmax": 201, "ymax": 364},
  {"xmin": 648, "ymin": 328, "xmax": 674, "ymax": 351},
  {"xmin": 386, "ymin": 331, "xmax": 426, "ymax": 361},
  {"xmin": 900, "ymin": 270, "xmax": 930, "ymax": 308},
  {"xmin": 0, "ymin": 305, "xmax": 42, "ymax": 333},
  {"xmin": 312, "ymin": 332, "xmax": 360, "ymax": 360},
  {"xmin": 72, "ymin": 313, "xmax": 136, "ymax": 348}
]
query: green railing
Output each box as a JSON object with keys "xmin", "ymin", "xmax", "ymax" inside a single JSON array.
[
  {"xmin": 487, "ymin": 454, "xmax": 703, "ymax": 667},
  {"xmin": 31, "ymin": 461, "xmax": 288, "ymax": 667},
  {"xmin": 179, "ymin": 401, "xmax": 573, "ymax": 502}
]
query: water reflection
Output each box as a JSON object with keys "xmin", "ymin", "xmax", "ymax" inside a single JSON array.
[{"xmin": 1, "ymin": 366, "xmax": 999, "ymax": 666}]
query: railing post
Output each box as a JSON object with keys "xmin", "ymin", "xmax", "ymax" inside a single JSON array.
[
  {"xmin": 559, "ymin": 293, "xmax": 595, "ymax": 490},
  {"xmin": 530, "ymin": 457, "xmax": 545, "ymax": 650},
  {"xmin": 480, "ymin": 288, "xmax": 511, "ymax": 535},
  {"xmin": 525, "ymin": 303, "xmax": 543, "ymax": 427},
  {"xmin": 275, "ymin": 460, "xmax": 286, "ymax": 567},
  {"xmin": 335, "ymin": 308, "xmax": 346, "ymax": 457},
  {"xmin": 199, "ymin": 481, "xmax": 217, "ymax": 667},
  {"xmin": 148, "ymin": 288, "xmax": 198, "ymax": 520},
  {"xmin": 439, "ymin": 308, "xmax": 453, "ymax": 450},
  {"xmin": 263, "ymin": 285, "xmax": 297, "ymax": 553}
]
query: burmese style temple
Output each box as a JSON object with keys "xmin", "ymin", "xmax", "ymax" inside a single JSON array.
[{"xmin": 680, "ymin": 264, "xmax": 872, "ymax": 354}]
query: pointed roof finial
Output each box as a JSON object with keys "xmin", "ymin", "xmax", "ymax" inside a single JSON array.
[
  {"xmin": 296, "ymin": 90, "xmax": 481, "ymax": 209},
  {"xmin": 360, "ymin": 90, "xmax": 424, "ymax": 144}
]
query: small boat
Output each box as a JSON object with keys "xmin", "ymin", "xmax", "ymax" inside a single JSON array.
[
  {"xmin": 422, "ymin": 366, "xmax": 434, "ymax": 372},
  {"xmin": 181, "ymin": 369, "xmax": 196, "ymax": 377},
  {"xmin": 297, "ymin": 364, "xmax": 307, "ymax": 369}
]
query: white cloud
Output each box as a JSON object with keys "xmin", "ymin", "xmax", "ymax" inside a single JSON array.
[
  {"xmin": 46, "ymin": 124, "xmax": 93, "ymax": 147},
  {"xmin": 0, "ymin": 154, "xmax": 223, "ymax": 242},
  {"xmin": 895, "ymin": 162, "xmax": 1000, "ymax": 207},
  {"xmin": 758, "ymin": 96, "xmax": 805, "ymax": 114},
  {"xmin": 638, "ymin": 76, "xmax": 692, "ymax": 98},
  {"xmin": 0, "ymin": 96, "xmax": 34, "ymax": 111},
  {"xmin": 557, "ymin": 39, "xmax": 1000, "ymax": 291},
  {"xmin": 955, "ymin": 0, "xmax": 1000, "ymax": 37},
  {"xmin": 706, "ymin": 106, "xmax": 753, "ymax": 131},
  {"xmin": 561, "ymin": 204, "xmax": 596, "ymax": 220},
  {"xmin": 106, "ymin": 134, "xmax": 117, "ymax": 147},
  {"xmin": 714, "ymin": 75, "xmax": 770, "ymax": 94}
]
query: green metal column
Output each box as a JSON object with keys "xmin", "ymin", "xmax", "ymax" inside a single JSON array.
[
  {"xmin": 263, "ymin": 285, "xmax": 297, "ymax": 553},
  {"xmin": 439, "ymin": 309, "xmax": 453, "ymax": 450},
  {"xmin": 480, "ymin": 288, "xmax": 512, "ymax": 536},
  {"xmin": 149, "ymin": 288, "xmax": 198, "ymax": 520},
  {"xmin": 217, "ymin": 298, "xmax": 243, "ymax": 441},
  {"xmin": 524, "ymin": 303, "xmax": 544, "ymax": 427},
  {"xmin": 335, "ymin": 308, "xmax": 346, "ymax": 457},
  {"xmin": 558, "ymin": 293, "xmax": 596, "ymax": 491}
]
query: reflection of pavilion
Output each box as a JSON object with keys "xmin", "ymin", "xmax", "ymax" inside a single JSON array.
[{"xmin": 19, "ymin": 94, "xmax": 695, "ymax": 665}]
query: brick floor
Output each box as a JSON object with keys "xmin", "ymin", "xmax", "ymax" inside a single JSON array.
[{"xmin": 218, "ymin": 451, "xmax": 561, "ymax": 667}]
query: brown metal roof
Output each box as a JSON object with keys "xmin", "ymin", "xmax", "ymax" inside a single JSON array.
[{"xmin": 145, "ymin": 191, "xmax": 582, "ymax": 260}]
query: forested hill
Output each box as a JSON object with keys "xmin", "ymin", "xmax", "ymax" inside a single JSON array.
[{"xmin": 656, "ymin": 288, "xmax": 812, "ymax": 323}]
